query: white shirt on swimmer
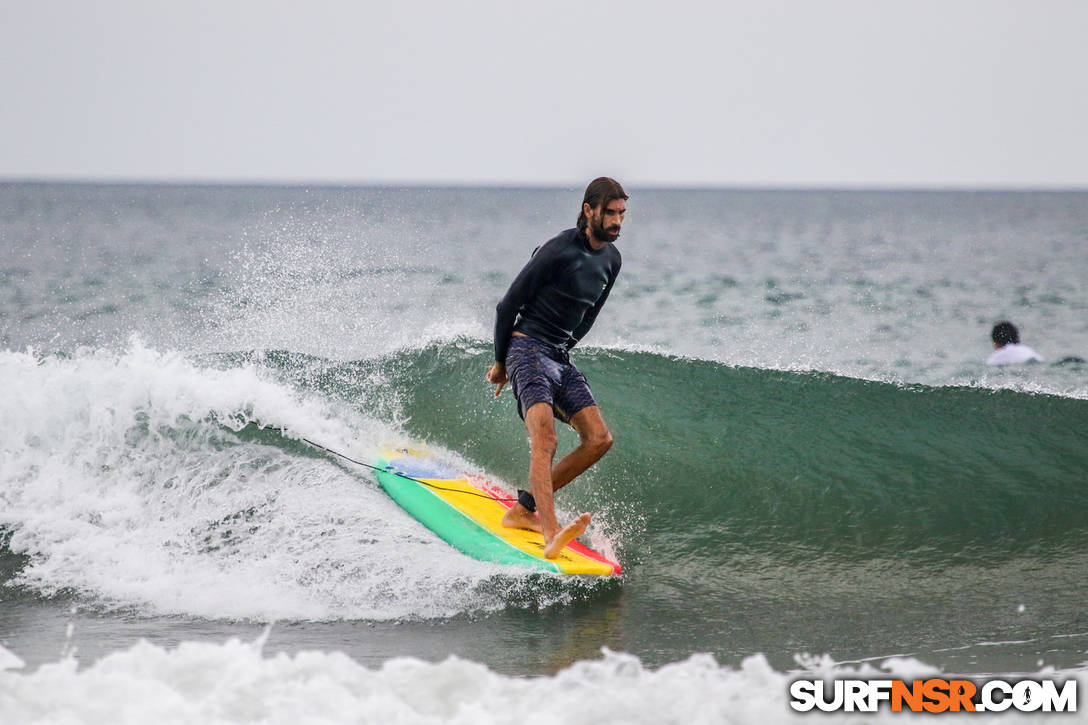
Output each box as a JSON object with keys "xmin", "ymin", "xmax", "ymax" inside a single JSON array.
[{"xmin": 986, "ymin": 343, "xmax": 1043, "ymax": 366}]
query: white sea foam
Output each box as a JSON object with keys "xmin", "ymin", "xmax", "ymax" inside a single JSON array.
[
  {"xmin": 0, "ymin": 341, "xmax": 592, "ymax": 621},
  {"xmin": 0, "ymin": 644, "xmax": 24, "ymax": 671},
  {"xmin": 0, "ymin": 636, "xmax": 1083, "ymax": 725},
  {"xmin": 199, "ymin": 230, "xmax": 490, "ymax": 361}
]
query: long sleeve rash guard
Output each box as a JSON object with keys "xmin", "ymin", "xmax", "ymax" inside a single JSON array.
[{"xmin": 494, "ymin": 228, "xmax": 622, "ymax": 363}]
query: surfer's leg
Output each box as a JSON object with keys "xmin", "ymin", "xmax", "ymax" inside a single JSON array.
[
  {"xmin": 535, "ymin": 406, "xmax": 606, "ymax": 557},
  {"xmin": 525, "ymin": 402, "xmax": 560, "ymax": 536},
  {"xmin": 501, "ymin": 341, "xmax": 555, "ymax": 533},
  {"xmin": 505, "ymin": 401, "xmax": 609, "ymax": 539},
  {"xmin": 551, "ymin": 405, "xmax": 613, "ymax": 492},
  {"xmin": 511, "ymin": 401, "xmax": 591, "ymax": 558},
  {"xmin": 501, "ymin": 402, "xmax": 555, "ymax": 532}
]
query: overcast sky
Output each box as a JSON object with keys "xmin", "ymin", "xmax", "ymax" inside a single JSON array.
[{"xmin": 2, "ymin": 1, "xmax": 1086, "ymax": 187}]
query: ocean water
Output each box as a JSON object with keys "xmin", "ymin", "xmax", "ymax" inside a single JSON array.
[{"xmin": 1, "ymin": 183, "xmax": 1087, "ymax": 722}]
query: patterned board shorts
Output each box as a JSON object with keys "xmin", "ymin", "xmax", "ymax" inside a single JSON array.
[{"xmin": 505, "ymin": 335, "xmax": 597, "ymax": 425}]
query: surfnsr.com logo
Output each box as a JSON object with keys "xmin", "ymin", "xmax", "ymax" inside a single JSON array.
[{"xmin": 789, "ymin": 678, "xmax": 1077, "ymax": 714}]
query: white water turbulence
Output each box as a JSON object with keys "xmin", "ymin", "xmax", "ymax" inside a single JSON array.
[
  {"xmin": 0, "ymin": 341, "xmax": 576, "ymax": 621},
  {"xmin": 1, "ymin": 633, "xmax": 1084, "ymax": 725},
  {"xmin": 197, "ymin": 224, "xmax": 488, "ymax": 363}
]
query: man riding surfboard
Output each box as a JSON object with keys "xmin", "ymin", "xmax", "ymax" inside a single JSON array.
[{"xmin": 487, "ymin": 177, "xmax": 627, "ymax": 558}]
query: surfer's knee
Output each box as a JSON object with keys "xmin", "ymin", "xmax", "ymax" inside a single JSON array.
[
  {"xmin": 530, "ymin": 428, "xmax": 558, "ymax": 458},
  {"xmin": 587, "ymin": 428, "xmax": 613, "ymax": 457},
  {"xmin": 570, "ymin": 406, "xmax": 611, "ymax": 457},
  {"xmin": 577, "ymin": 417, "xmax": 612, "ymax": 457}
]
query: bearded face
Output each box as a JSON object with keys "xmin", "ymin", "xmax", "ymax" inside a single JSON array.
[
  {"xmin": 591, "ymin": 213, "xmax": 620, "ymax": 242},
  {"xmin": 588, "ymin": 198, "xmax": 625, "ymax": 243}
]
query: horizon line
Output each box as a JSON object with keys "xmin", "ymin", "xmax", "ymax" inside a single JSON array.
[{"xmin": 2, "ymin": 175, "xmax": 1087, "ymax": 193}]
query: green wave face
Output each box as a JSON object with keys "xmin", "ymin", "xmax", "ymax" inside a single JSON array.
[{"xmin": 338, "ymin": 343, "xmax": 1088, "ymax": 566}]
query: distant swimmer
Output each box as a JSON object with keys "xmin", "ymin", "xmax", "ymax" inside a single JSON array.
[
  {"xmin": 986, "ymin": 321, "xmax": 1043, "ymax": 366},
  {"xmin": 486, "ymin": 177, "xmax": 626, "ymax": 559}
]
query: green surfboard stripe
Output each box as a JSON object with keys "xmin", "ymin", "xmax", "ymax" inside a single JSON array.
[{"xmin": 375, "ymin": 462, "xmax": 561, "ymax": 573}]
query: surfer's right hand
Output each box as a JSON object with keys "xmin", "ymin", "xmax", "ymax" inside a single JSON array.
[{"xmin": 487, "ymin": 364, "xmax": 508, "ymax": 397}]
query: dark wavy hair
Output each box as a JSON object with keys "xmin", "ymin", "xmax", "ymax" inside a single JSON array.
[
  {"xmin": 576, "ymin": 177, "xmax": 628, "ymax": 232},
  {"xmin": 991, "ymin": 321, "xmax": 1020, "ymax": 346}
]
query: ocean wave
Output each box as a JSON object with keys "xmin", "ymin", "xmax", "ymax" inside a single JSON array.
[
  {"xmin": 0, "ymin": 634, "xmax": 1083, "ymax": 725},
  {"xmin": 370, "ymin": 341, "xmax": 1088, "ymax": 553},
  {"xmin": 3, "ymin": 340, "xmax": 1085, "ymax": 622},
  {"xmin": 0, "ymin": 342, "xmax": 608, "ymax": 621}
]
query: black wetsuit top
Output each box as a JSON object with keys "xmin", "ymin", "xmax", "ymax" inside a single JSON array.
[{"xmin": 494, "ymin": 228, "xmax": 622, "ymax": 363}]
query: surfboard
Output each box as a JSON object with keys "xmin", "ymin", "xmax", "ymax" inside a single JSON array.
[{"xmin": 373, "ymin": 448, "xmax": 621, "ymax": 576}]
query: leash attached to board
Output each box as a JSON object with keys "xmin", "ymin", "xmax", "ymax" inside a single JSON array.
[{"xmin": 266, "ymin": 426, "xmax": 519, "ymax": 503}]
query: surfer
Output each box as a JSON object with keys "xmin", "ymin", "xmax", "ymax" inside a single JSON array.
[
  {"xmin": 486, "ymin": 177, "xmax": 627, "ymax": 558},
  {"xmin": 986, "ymin": 321, "xmax": 1043, "ymax": 366}
]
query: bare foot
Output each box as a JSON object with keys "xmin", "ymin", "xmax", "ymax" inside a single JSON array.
[
  {"xmin": 501, "ymin": 504, "xmax": 543, "ymax": 533},
  {"xmin": 544, "ymin": 512, "xmax": 592, "ymax": 559}
]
